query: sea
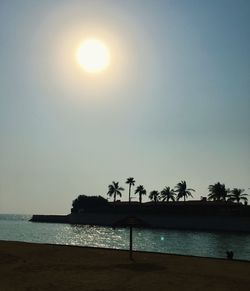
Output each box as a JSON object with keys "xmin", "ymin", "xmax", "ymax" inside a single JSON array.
[{"xmin": 1, "ymin": 214, "xmax": 250, "ymax": 261}]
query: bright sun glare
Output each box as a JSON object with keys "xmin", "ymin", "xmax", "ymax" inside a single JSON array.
[{"xmin": 76, "ymin": 38, "xmax": 110, "ymax": 74}]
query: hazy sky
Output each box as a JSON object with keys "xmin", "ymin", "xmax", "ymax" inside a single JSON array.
[{"xmin": 1, "ymin": 0, "xmax": 249, "ymax": 214}]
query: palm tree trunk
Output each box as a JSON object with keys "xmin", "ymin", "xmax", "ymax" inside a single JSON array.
[
  {"xmin": 139, "ymin": 193, "xmax": 142, "ymax": 204},
  {"xmin": 129, "ymin": 184, "xmax": 131, "ymax": 204}
]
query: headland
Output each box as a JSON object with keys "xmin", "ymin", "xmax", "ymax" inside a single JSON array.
[{"xmin": 30, "ymin": 200, "xmax": 250, "ymax": 232}]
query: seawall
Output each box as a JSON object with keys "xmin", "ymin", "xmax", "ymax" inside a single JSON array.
[
  {"xmin": 30, "ymin": 215, "xmax": 69, "ymax": 223},
  {"xmin": 30, "ymin": 213, "xmax": 250, "ymax": 232}
]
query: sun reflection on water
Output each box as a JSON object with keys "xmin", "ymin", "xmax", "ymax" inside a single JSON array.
[
  {"xmin": 54, "ymin": 225, "xmax": 128, "ymax": 249},
  {"xmin": 1, "ymin": 215, "xmax": 250, "ymax": 260}
]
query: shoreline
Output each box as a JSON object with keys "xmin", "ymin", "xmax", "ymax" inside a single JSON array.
[
  {"xmin": 2, "ymin": 239, "xmax": 250, "ymax": 263},
  {"xmin": 1, "ymin": 241, "xmax": 250, "ymax": 291}
]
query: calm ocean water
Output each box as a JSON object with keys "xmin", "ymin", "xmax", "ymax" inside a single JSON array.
[{"xmin": 1, "ymin": 214, "xmax": 250, "ymax": 261}]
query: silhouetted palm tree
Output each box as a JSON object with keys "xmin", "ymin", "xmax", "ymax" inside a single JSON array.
[
  {"xmin": 107, "ymin": 181, "xmax": 124, "ymax": 202},
  {"xmin": 161, "ymin": 187, "xmax": 176, "ymax": 202},
  {"xmin": 228, "ymin": 188, "xmax": 248, "ymax": 204},
  {"xmin": 208, "ymin": 182, "xmax": 229, "ymax": 201},
  {"xmin": 126, "ymin": 177, "xmax": 135, "ymax": 204},
  {"xmin": 135, "ymin": 185, "xmax": 146, "ymax": 203},
  {"xmin": 175, "ymin": 181, "xmax": 195, "ymax": 202},
  {"xmin": 149, "ymin": 190, "xmax": 160, "ymax": 203}
]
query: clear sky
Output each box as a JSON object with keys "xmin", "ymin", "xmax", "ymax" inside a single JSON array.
[{"xmin": 0, "ymin": 0, "xmax": 249, "ymax": 214}]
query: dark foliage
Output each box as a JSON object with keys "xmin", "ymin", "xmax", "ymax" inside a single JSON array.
[
  {"xmin": 126, "ymin": 177, "xmax": 136, "ymax": 203},
  {"xmin": 208, "ymin": 182, "xmax": 229, "ymax": 201},
  {"xmin": 149, "ymin": 190, "xmax": 160, "ymax": 203},
  {"xmin": 107, "ymin": 181, "xmax": 124, "ymax": 202},
  {"xmin": 228, "ymin": 188, "xmax": 248, "ymax": 204},
  {"xmin": 161, "ymin": 186, "xmax": 176, "ymax": 202},
  {"xmin": 175, "ymin": 180, "xmax": 195, "ymax": 201},
  {"xmin": 71, "ymin": 195, "xmax": 108, "ymax": 213},
  {"xmin": 134, "ymin": 185, "xmax": 146, "ymax": 203}
]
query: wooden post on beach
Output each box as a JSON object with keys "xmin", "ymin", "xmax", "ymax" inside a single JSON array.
[
  {"xmin": 113, "ymin": 216, "xmax": 147, "ymax": 261},
  {"xmin": 129, "ymin": 226, "xmax": 133, "ymax": 260}
]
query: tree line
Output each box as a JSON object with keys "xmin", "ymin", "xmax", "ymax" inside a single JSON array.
[{"xmin": 107, "ymin": 178, "xmax": 248, "ymax": 205}]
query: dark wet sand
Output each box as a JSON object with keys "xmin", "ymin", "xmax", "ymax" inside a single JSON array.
[{"xmin": 0, "ymin": 241, "xmax": 250, "ymax": 291}]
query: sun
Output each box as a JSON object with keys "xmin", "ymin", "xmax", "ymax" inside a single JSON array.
[{"xmin": 76, "ymin": 38, "xmax": 110, "ymax": 74}]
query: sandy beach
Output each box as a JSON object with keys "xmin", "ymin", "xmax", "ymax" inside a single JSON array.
[{"xmin": 0, "ymin": 241, "xmax": 250, "ymax": 291}]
